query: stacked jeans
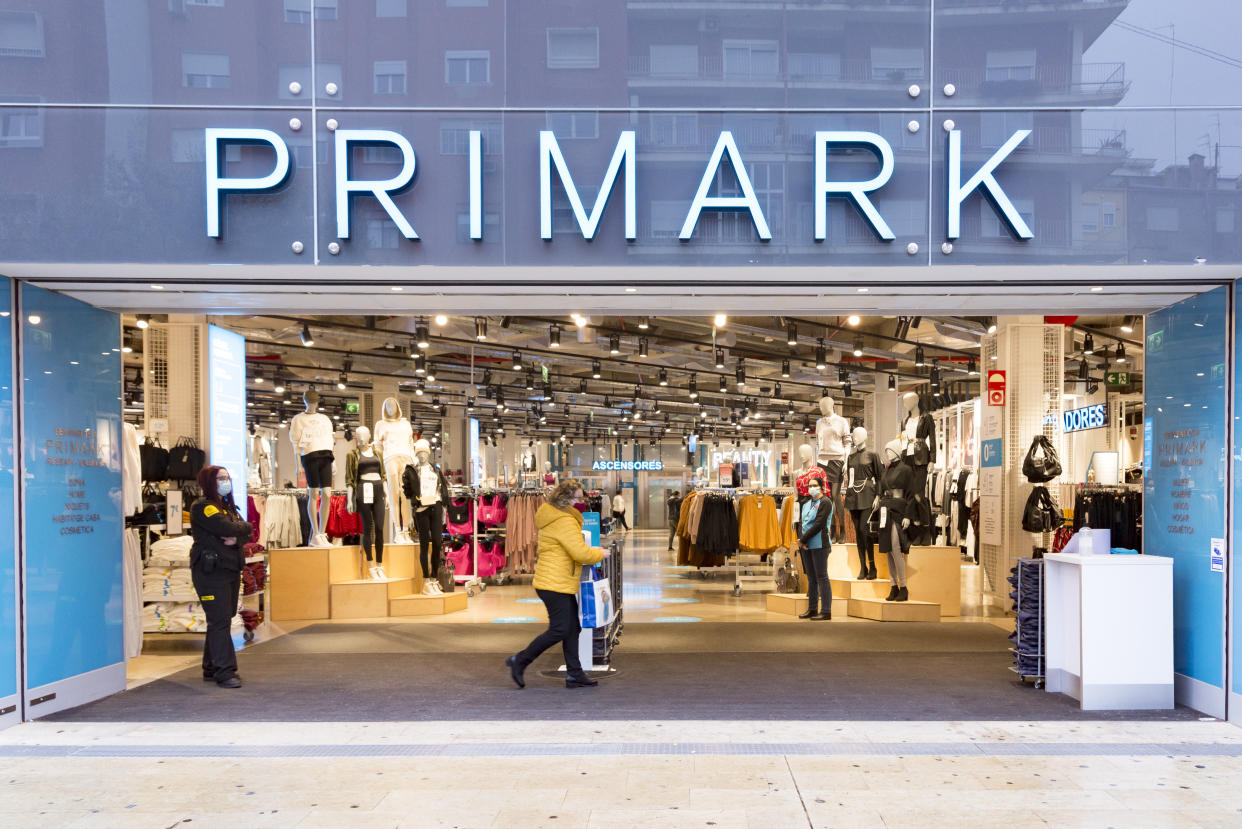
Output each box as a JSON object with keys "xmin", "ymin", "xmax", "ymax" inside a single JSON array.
[{"xmin": 1007, "ymin": 557, "xmax": 1044, "ymax": 678}]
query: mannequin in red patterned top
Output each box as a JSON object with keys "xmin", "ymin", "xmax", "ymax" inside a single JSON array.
[{"xmin": 794, "ymin": 444, "xmax": 827, "ymax": 504}]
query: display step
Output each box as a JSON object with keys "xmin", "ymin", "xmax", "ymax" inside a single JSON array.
[
  {"xmin": 847, "ymin": 596, "xmax": 940, "ymax": 622},
  {"xmin": 389, "ymin": 591, "xmax": 468, "ymax": 617},
  {"xmin": 765, "ymin": 592, "xmax": 847, "ymax": 617},
  {"xmin": 829, "ymin": 577, "xmax": 892, "ymax": 600},
  {"xmin": 330, "ymin": 577, "xmax": 415, "ymax": 620}
]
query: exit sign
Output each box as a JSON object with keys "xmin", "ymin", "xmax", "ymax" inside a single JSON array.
[
  {"xmin": 345, "ymin": 402, "xmax": 360, "ymax": 414},
  {"xmin": 1106, "ymin": 371, "xmax": 1130, "ymax": 386}
]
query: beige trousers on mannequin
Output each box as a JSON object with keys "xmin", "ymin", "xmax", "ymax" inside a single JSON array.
[{"xmin": 384, "ymin": 454, "xmax": 413, "ymax": 541}]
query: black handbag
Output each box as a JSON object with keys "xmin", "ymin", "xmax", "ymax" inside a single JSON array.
[
  {"xmin": 167, "ymin": 436, "xmax": 206, "ymax": 480},
  {"xmin": 1021, "ymin": 435, "xmax": 1063, "ymax": 483},
  {"xmin": 1021, "ymin": 486, "xmax": 1063, "ymax": 533},
  {"xmin": 140, "ymin": 437, "xmax": 169, "ymax": 482}
]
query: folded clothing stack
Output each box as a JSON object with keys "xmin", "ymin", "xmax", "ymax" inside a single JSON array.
[
  {"xmin": 1007, "ymin": 557, "xmax": 1045, "ymax": 678},
  {"xmin": 147, "ymin": 534, "xmax": 194, "ymax": 568},
  {"xmin": 142, "ymin": 601, "xmax": 205, "ymax": 632},
  {"xmin": 142, "ymin": 566, "xmax": 196, "ymax": 602},
  {"xmin": 241, "ymin": 561, "xmax": 267, "ymax": 596}
]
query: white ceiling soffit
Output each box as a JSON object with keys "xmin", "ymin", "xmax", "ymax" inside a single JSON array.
[{"xmin": 6, "ymin": 262, "xmax": 1235, "ymax": 316}]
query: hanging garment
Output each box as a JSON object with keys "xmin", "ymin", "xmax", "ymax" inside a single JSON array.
[
  {"xmin": 261, "ymin": 494, "xmax": 304, "ymax": 549},
  {"xmin": 778, "ymin": 494, "xmax": 800, "ymax": 550},
  {"xmin": 1072, "ymin": 488, "xmax": 1141, "ymax": 552},
  {"xmin": 123, "ymin": 528, "xmax": 143, "ymax": 659},
  {"xmin": 845, "ymin": 450, "xmax": 882, "ymax": 512},
  {"xmin": 122, "ymin": 423, "xmax": 142, "ymax": 518},
  {"xmin": 692, "ymin": 494, "xmax": 738, "ymax": 567},
  {"xmin": 326, "ymin": 494, "xmax": 363, "ymax": 539},
  {"xmin": 445, "ymin": 497, "xmax": 474, "ymax": 535},
  {"xmin": 736, "ymin": 493, "xmax": 781, "ymax": 554}
]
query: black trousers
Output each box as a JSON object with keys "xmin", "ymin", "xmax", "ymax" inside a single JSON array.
[
  {"xmin": 414, "ymin": 504, "xmax": 444, "ymax": 579},
  {"xmin": 516, "ymin": 589, "xmax": 583, "ymax": 674},
  {"xmin": 850, "ymin": 508, "xmax": 875, "ymax": 572},
  {"xmin": 192, "ymin": 566, "xmax": 241, "ymax": 682},
  {"xmin": 359, "ymin": 486, "xmax": 385, "ymax": 563},
  {"xmin": 612, "ymin": 510, "xmax": 629, "ymax": 531},
  {"xmin": 800, "ymin": 546, "xmax": 831, "ymax": 614}
]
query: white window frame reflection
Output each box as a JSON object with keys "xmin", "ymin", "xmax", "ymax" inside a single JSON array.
[
  {"xmin": 439, "ymin": 120, "xmax": 502, "ymax": 155},
  {"xmin": 985, "ymin": 49, "xmax": 1037, "ymax": 83},
  {"xmin": 375, "ymin": 0, "xmax": 407, "ymax": 17},
  {"xmin": 545, "ymin": 112, "xmax": 598, "ymax": 140},
  {"xmin": 0, "ymin": 96, "xmax": 42, "ymax": 148},
  {"xmin": 547, "ymin": 27, "xmax": 599, "ymax": 70},
  {"xmin": 445, "ymin": 50, "xmax": 490, "ymax": 85},
  {"xmin": 869, "ymin": 46, "xmax": 925, "ymax": 82},
  {"xmin": 373, "ymin": 60, "xmax": 408, "ymax": 95},
  {"xmin": 182, "ymin": 52, "xmax": 230, "ymax": 89},
  {"xmin": 723, "ymin": 39, "xmax": 779, "ymax": 80},
  {"xmin": 0, "ymin": 9, "xmax": 45, "ymax": 57}
]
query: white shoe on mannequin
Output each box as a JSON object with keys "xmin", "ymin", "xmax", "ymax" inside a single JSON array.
[
  {"xmin": 422, "ymin": 580, "xmax": 436, "ymax": 595},
  {"xmin": 367, "ymin": 565, "xmax": 378, "ymax": 580},
  {"xmin": 428, "ymin": 580, "xmax": 443, "ymax": 594},
  {"xmin": 377, "ymin": 565, "xmax": 387, "ymax": 579}
]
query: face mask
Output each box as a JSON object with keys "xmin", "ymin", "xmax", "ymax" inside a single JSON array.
[
  {"xmin": 808, "ymin": 487, "xmax": 821, "ymax": 498},
  {"xmin": 218, "ymin": 479, "xmax": 232, "ymax": 497}
]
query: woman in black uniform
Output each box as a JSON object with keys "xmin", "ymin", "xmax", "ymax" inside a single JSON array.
[{"xmin": 190, "ymin": 465, "xmax": 253, "ymax": 688}]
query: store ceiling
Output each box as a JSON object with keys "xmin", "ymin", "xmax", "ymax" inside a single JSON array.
[{"xmin": 122, "ymin": 312, "xmax": 1146, "ymax": 442}]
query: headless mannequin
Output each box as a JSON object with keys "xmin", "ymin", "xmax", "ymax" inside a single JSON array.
[
  {"xmin": 374, "ymin": 397, "xmax": 415, "ymax": 545},
  {"xmin": 879, "ymin": 442, "xmax": 912, "ymax": 601},
  {"xmin": 900, "ymin": 392, "xmax": 936, "ymax": 544},
  {"xmin": 543, "ymin": 460, "xmax": 557, "ymax": 486},
  {"xmin": 350, "ymin": 426, "xmax": 386, "ymax": 579},
  {"xmin": 290, "ymin": 390, "xmax": 334, "ymax": 547},
  {"xmin": 816, "ymin": 397, "xmax": 851, "ymax": 543},
  {"xmin": 404, "ymin": 438, "xmax": 448, "ymax": 595},
  {"xmin": 845, "ymin": 427, "xmax": 883, "ymax": 580}
]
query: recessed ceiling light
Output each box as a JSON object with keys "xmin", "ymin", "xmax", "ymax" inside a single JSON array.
[
  {"xmin": 433, "ymin": 314, "xmax": 448, "ymax": 326},
  {"xmin": 624, "ymin": 287, "xmax": 637, "ymax": 293},
  {"xmin": 713, "ymin": 313, "xmax": 727, "ymax": 327},
  {"xmin": 1090, "ymin": 286, "xmax": 1103, "ymax": 292},
  {"xmin": 391, "ymin": 286, "xmax": 403, "ymax": 291},
  {"xmin": 150, "ymin": 284, "xmax": 164, "ymax": 290},
  {"xmin": 847, "ymin": 315, "xmax": 861, "ymax": 326},
  {"xmin": 857, "ymin": 287, "xmax": 869, "ymax": 293}
]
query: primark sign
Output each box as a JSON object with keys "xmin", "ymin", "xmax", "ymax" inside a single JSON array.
[{"xmin": 205, "ymin": 127, "xmax": 1034, "ymax": 242}]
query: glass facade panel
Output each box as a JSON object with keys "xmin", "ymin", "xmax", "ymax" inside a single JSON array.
[
  {"xmin": 0, "ymin": 3, "xmax": 310, "ymax": 106},
  {"xmin": 0, "ymin": 279, "xmax": 13, "ymax": 705},
  {"xmin": 0, "ymin": 108, "xmax": 314, "ymax": 265}
]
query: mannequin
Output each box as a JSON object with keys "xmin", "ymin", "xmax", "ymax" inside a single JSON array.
[
  {"xmin": 900, "ymin": 391, "xmax": 936, "ymax": 544},
  {"xmin": 374, "ymin": 397, "xmax": 416, "ymax": 545},
  {"xmin": 290, "ymin": 390, "xmax": 334, "ymax": 547},
  {"xmin": 346, "ymin": 426, "xmax": 386, "ymax": 579},
  {"xmin": 403, "ymin": 438, "xmax": 450, "ymax": 594},
  {"xmin": 815, "ymin": 397, "xmax": 852, "ymax": 542},
  {"xmin": 876, "ymin": 443, "xmax": 912, "ymax": 601},
  {"xmin": 794, "ymin": 444, "xmax": 825, "ymax": 503},
  {"xmin": 844, "ymin": 427, "xmax": 883, "ymax": 580},
  {"xmin": 543, "ymin": 460, "xmax": 557, "ymax": 486}
]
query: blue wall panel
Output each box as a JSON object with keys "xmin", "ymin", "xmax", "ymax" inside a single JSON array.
[
  {"xmin": 20, "ymin": 285, "xmax": 122, "ymax": 690},
  {"xmin": 1144, "ymin": 286, "xmax": 1228, "ymax": 690},
  {"xmin": 0, "ymin": 280, "xmax": 15, "ymax": 702}
]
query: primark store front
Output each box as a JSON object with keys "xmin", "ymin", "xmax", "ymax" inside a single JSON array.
[{"xmin": 0, "ymin": 0, "xmax": 1240, "ymax": 724}]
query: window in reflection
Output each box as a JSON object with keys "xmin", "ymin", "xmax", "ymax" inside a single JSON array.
[
  {"xmin": 445, "ymin": 50, "xmax": 490, "ymax": 85},
  {"xmin": 375, "ymin": 0, "xmax": 407, "ymax": 18},
  {"xmin": 0, "ymin": 100, "xmax": 41, "ymax": 149},
  {"xmin": 439, "ymin": 120, "xmax": 502, "ymax": 155},
  {"xmin": 0, "ymin": 9, "xmax": 44, "ymax": 58},
  {"xmin": 547, "ymin": 28, "xmax": 599, "ymax": 71},
  {"xmin": 870, "ymin": 46, "xmax": 924, "ymax": 82},
  {"xmin": 181, "ymin": 52, "xmax": 230, "ymax": 89},
  {"xmin": 723, "ymin": 39, "xmax": 779, "ymax": 80},
  {"xmin": 546, "ymin": 112, "xmax": 598, "ymax": 140},
  {"xmin": 373, "ymin": 60, "xmax": 408, "ymax": 95}
]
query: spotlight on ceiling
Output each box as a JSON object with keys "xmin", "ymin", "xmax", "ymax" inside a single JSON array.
[
  {"xmin": 1083, "ymin": 333, "xmax": 1094, "ymax": 355},
  {"xmin": 847, "ymin": 315, "xmax": 860, "ymax": 326},
  {"xmin": 853, "ymin": 337, "xmax": 864, "ymax": 358},
  {"xmin": 549, "ymin": 325, "xmax": 561, "ymax": 348},
  {"xmin": 914, "ymin": 345, "xmax": 925, "ymax": 367},
  {"xmin": 888, "ymin": 375, "xmax": 897, "ymax": 391},
  {"xmin": 592, "ymin": 360, "xmax": 601, "ymax": 379},
  {"xmin": 713, "ymin": 313, "xmax": 727, "ymax": 328},
  {"xmin": 1120, "ymin": 316, "xmax": 1135, "ymax": 334},
  {"xmin": 786, "ymin": 323, "xmax": 797, "ymax": 346},
  {"xmin": 415, "ymin": 323, "xmax": 430, "ymax": 349},
  {"xmin": 638, "ymin": 337, "xmax": 649, "ymax": 359},
  {"xmin": 299, "ymin": 324, "xmax": 314, "ymax": 347},
  {"xmin": 781, "ymin": 359, "xmax": 791, "ymax": 378},
  {"xmin": 815, "ymin": 339, "xmax": 827, "ymax": 370},
  {"xmin": 474, "ymin": 317, "xmax": 487, "ymax": 341}
]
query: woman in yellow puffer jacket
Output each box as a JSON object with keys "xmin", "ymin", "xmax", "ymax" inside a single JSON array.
[{"xmin": 506, "ymin": 479, "xmax": 608, "ymax": 689}]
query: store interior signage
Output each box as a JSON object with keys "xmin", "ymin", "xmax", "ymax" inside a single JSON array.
[
  {"xmin": 711, "ymin": 448, "xmax": 772, "ymax": 468},
  {"xmin": 204, "ymin": 127, "xmax": 1033, "ymax": 243},
  {"xmin": 592, "ymin": 460, "xmax": 664, "ymax": 471},
  {"xmin": 1063, "ymin": 403, "xmax": 1107, "ymax": 433}
]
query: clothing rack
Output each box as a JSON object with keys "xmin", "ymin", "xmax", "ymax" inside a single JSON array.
[{"xmin": 1008, "ymin": 557, "xmax": 1045, "ymax": 687}]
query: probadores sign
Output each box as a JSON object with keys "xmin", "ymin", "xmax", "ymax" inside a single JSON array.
[{"xmin": 204, "ymin": 128, "xmax": 1033, "ymax": 243}]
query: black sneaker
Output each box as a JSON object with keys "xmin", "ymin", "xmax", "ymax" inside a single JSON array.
[
  {"xmin": 565, "ymin": 674, "xmax": 599, "ymax": 688},
  {"xmin": 505, "ymin": 655, "xmax": 526, "ymax": 689}
]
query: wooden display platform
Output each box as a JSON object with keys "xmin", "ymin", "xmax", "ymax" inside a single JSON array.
[
  {"xmin": 830, "ymin": 577, "xmax": 892, "ymax": 601},
  {"xmin": 827, "ymin": 544, "xmax": 891, "ymax": 581},
  {"xmin": 847, "ymin": 596, "xmax": 940, "ymax": 622},
  {"xmin": 765, "ymin": 593, "xmax": 847, "ymax": 617},
  {"xmin": 389, "ymin": 591, "xmax": 468, "ymax": 617},
  {"xmin": 269, "ymin": 542, "xmax": 436, "ymax": 621},
  {"xmin": 330, "ymin": 578, "xmax": 415, "ymax": 620},
  {"xmin": 906, "ymin": 546, "xmax": 962, "ymax": 616}
]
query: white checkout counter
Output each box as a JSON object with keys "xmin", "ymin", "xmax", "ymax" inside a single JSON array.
[{"xmin": 1045, "ymin": 553, "xmax": 1174, "ymax": 710}]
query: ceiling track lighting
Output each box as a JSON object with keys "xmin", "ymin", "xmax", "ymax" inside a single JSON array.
[
  {"xmin": 719, "ymin": 376, "xmax": 728, "ymax": 393},
  {"xmin": 815, "ymin": 338, "xmax": 827, "ymax": 370},
  {"xmin": 658, "ymin": 369, "xmax": 669, "ymax": 386},
  {"xmin": 592, "ymin": 360, "xmax": 602, "ymax": 379},
  {"xmin": 609, "ymin": 333, "xmax": 621, "ymax": 355},
  {"xmin": 1078, "ymin": 361, "xmax": 1089, "ymax": 381},
  {"xmin": 415, "ymin": 322, "xmax": 430, "ymax": 349},
  {"xmin": 425, "ymin": 362, "xmax": 437, "ymax": 383},
  {"xmin": 638, "ymin": 337, "xmax": 649, "ymax": 359},
  {"xmin": 781, "ymin": 358, "xmax": 791, "ymax": 379},
  {"xmin": 299, "ymin": 324, "xmax": 314, "ymax": 347},
  {"xmin": 843, "ymin": 381, "xmax": 852, "ymax": 397},
  {"xmin": 786, "ymin": 323, "xmax": 797, "ymax": 346},
  {"xmin": 482, "ymin": 369, "xmax": 493, "ymax": 386},
  {"xmin": 1114, "ymin": 343, "xmax": 1126, "ymax": 363},
  {"xmin": 336, "ymin": 372, "xmax": 347, "ymax": 390},
  {"xmin": 853, "ymin": 337, "xmax": 864, "ymax": 358},
  {"xmin": 837, "ymin": 368, "xmax": 848, "ymax": 386},
  {"xmin": 888, "ymin": 375, "xmax": 897, "ymax": 391},
  {"xmin": 735, "ymin": 358, "xmax": 746, "ymax": 387},
  {"xmin": 511, "ymin": 349, "xmax": 522, "ymax": 370},
  {"xmin": 549, "ymin": 324, "xmax": 561, "ymax": 348},
  {"xmin": 1083, "ymin": 333, "xmax": 1094, "ymax": 355},
  {"xmin": 413, "ymin": 352, "xmax": 425, "ymax": 375},
  {"xmin": 967, "ymin": 357, "xmax": 978, "ymax": 376},
  {"xmin": 1120, "ymin": 315, "xmax": 1135, "ymax": 334},
  {"xmin": 688, "ymin": 376, "xmax": 698, "ymax": 398},
  {"xmin": 914, "ymin": 345, "xmax": 925, "ymax": 368},
  {"xmin": 135, "ymin": 314, "xmax": 150, "ymax": 329},
  {"xmin": 715, "ymin": 347, "xmax": 725, "ymax": 369},
  {"xmin": 638, "ymin": 316, "xmax": 650, "ymax": 330},
  {"xmin": 474, "ymin": 317, "xmax": 487, "ymax": 341},
  {"xmin": 774, "ymin": 382, "xmax": 782, "ymax": 398}
]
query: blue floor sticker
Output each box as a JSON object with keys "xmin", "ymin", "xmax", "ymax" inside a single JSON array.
[
  {"xmin": 490, "ymin": 616, "xmax": 539, "ymax": 624},
  {"xmin": 659, "ymin": 597, "xmax": 701, "ymax": 604},
  {"xmin": 515, "ymin": 598, "xmax": 542, "ymax": 604},
  {"xmin": 653, "ymin": 616, "xmax": 701, "ymax": 623}
]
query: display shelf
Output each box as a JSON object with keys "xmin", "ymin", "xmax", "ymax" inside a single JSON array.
[
  {"xmin": 330, "ymin": 577, "xmax": 415, "ymax": 620},
  {"xmin": 765, "ymin": 592, "xmax": 847, "ymax": 617},
  {"xmin": 829, "ymin": 577, "xmax": 892, "ymax": 601},
  {"xmin": 389, "ymin": 591, "xmax": 467, "ymax": 616}
]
